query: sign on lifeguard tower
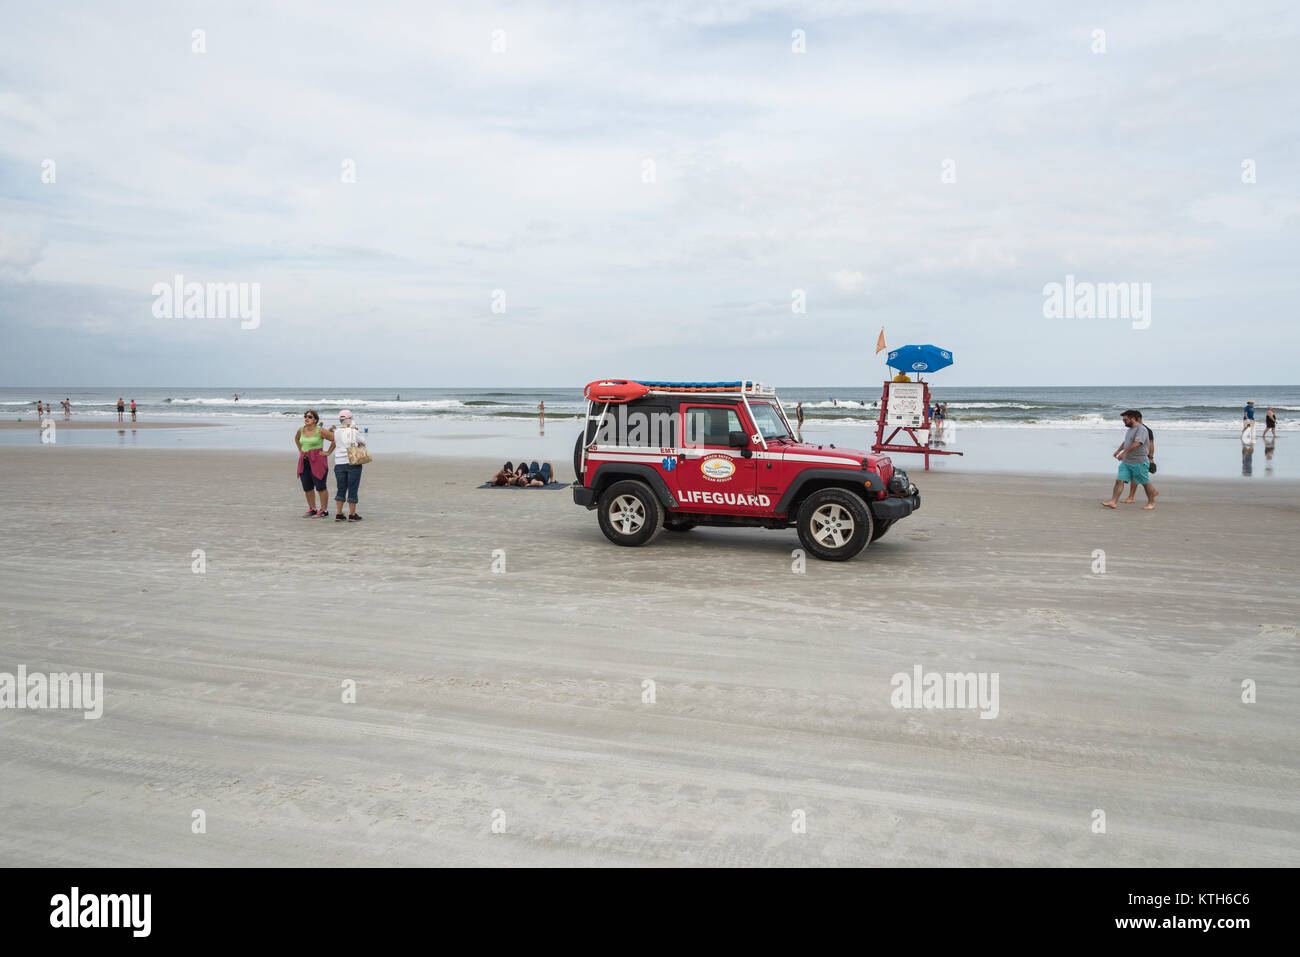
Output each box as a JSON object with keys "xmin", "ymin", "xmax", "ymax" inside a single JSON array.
[
  {"xmin": 886, "ymin": 382, "xmax": 926, "ymax": 428},
  {"xmin": 872, "ymin": 343, "xmax": 963, "ymax": 471}
]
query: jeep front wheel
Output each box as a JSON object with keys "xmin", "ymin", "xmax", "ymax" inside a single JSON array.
[
  {"xmin": 796, "ymin": 488, "xmax": 873, "ymax": 561},
  {"xmin": 597, "ymin": 480, "xmax": 662, "ymax": 547}
]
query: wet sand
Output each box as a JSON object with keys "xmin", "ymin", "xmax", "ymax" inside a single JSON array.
[
  {"xmin": 1, "ymin": 448, "xmax": 1297, "ymax": 866},
  {"xmin": 0, "ymin": 420, "xmax": 217, "ymax": 430}
]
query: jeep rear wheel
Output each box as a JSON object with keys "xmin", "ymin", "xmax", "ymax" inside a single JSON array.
[
  {"xmin": 597, "ymin": 480, "xmax": 662, "ymax": 547},
  {"xmin": 796, "ymin": 488, "xmax": 872, "ymax": 561}
]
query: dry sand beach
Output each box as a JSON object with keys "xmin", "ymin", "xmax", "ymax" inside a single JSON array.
[{"xmin": 2, "ymin": 447, "xmax": 1297, "ymax": 866}]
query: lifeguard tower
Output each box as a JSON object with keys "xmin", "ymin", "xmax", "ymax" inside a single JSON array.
[{"xmin": 871, "ymin": 344, "xmax": 964, "ymax": 471}]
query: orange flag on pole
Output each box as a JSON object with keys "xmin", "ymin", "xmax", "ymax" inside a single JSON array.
[{"xmin": 875, "ymin": 328, "xmax": 887, "ymax": 354}]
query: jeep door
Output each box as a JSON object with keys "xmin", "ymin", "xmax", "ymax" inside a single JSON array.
[
  {"xmin": 746, "ymin": 400, "xmax": 798, "ymax": 513},
  {"xmin": 672, "ymin": 404, "xmax": 759, "ymax": 513}
]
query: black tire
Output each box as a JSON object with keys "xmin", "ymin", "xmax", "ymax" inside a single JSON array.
[
  {"xmin": 663, "ymin": 515, "xmax": 696, "ymax": 532},
  {"xmin": 796, "ymin": 488, "xmax": 873, "ymax": 561},
  {"xmin": 596, "ymin": 480, "xmax": 662, "ymax": 547},
  {"xmin": 573, "ymin": 431, "xmax": 585, "ymax": 481},
  {"xmin": 870, "ymin": 519, "xmax": 893, "ymax": 542}
]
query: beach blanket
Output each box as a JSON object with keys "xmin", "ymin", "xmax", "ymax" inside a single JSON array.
[{"xmin": 477, "ymin": 481, "xmax": 572, "ymax": 490}]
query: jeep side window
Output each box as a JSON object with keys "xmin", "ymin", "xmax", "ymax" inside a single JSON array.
[
  {"xmin": 684, "ymin": 407, "xmax": 743, "ymax": 448},
  {"xmin": 747, "ymin": 402, "xmax": 792, "ymax": 440},
  {"xmin": 592, "ymin": 402, "xmax": 676, "ymax": 446}
]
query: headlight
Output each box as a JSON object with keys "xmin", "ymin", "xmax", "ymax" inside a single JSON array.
[{"xmin": 888, "ymin": 470, "xmax": 910, "ymax": 494}]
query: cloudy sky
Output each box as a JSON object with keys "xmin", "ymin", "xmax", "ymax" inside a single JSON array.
[{"xmin": 1, "ymin": 0, "xmax": 1297, "ymax": 387}]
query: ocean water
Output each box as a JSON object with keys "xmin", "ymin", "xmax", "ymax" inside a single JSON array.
[
  {"xmin": 3, "ymin": 385, "xmax": 1294, "ymax": 430},
  {"xmin": 3, "ymin": 385, "xmax": 1295, "ymax": 480}
]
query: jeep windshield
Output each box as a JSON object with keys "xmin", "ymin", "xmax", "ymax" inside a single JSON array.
[{"xmin": 748, "ymin": 402, "xmax": 793, "ymax": 441}]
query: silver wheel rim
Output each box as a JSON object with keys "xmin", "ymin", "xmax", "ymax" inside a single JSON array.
[
  {"xmin": 811, "ymin": 503, "xmax": 854, "ymax": 548},
  {"xmin": 609, "ymin": 494, "xmax": 646, "ymax": 535}
]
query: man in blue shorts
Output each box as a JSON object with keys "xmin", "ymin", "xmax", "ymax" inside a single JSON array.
[{"xmin": 1102, "ymin": 409, "xmax": 1156, "ymax": 510}]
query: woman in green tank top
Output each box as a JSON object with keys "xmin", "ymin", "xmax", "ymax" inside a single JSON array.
[{"xmin": 296, "ymin": 410, "xmax": 335, "ymax": 516}]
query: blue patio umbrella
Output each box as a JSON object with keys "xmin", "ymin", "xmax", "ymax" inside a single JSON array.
[{"xmin": 885, "ymin": 344, "xmax": 954, "ymax": 374}]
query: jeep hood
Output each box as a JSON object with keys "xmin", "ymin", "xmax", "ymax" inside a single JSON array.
[{"xmin": 777, "ymin": 440, "xmax": 894, "ymax": 482}]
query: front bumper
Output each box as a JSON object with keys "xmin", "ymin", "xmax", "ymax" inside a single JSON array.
[
  {"xmin": 870, "ymin": 489, "xmax": 919, "ymax": 521},
  {"xmin": 573, "ymin": 485, "xmax": 596, "ymax": 508}
]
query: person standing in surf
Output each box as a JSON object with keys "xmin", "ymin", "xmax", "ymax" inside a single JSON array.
[{"xmin": 1264, "ymin": 406, "xmax": 1277, "ymax": 440}]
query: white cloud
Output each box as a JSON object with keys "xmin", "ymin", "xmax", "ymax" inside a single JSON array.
[
  {"xmin": 830, "ymin": 269, "xmax": 866, "ymax": 292},
  {"xmin": 0, "ymin": 234, "xmax": 43, "ymax": 279}
]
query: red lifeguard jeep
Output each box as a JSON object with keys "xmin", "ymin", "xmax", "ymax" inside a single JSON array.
[{"xmin": 572, "ymin": 380, "xmax": 920, "ymax": 561}]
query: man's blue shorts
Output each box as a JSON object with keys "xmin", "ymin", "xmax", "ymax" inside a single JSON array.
[{"xmin": 1117, "ymin": 462, "xmax": 1150, "ymax": 484}]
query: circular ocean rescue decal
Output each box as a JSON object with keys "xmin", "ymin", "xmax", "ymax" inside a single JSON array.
[{"xmin": 700, "ymin": 456, "xmax": 736, "ymax": 481}]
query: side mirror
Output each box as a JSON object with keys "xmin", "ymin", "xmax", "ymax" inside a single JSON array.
[{"xmin": 728, "ymin": 430, "xmax": 752, "ymax": 458}]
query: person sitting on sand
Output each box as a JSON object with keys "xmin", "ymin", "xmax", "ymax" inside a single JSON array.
[
  {"xmin": 505, "ymin": 461, "xmax": 547, "ymax": 487},
  {"xmin": 1102, "ymin": 410, "xmax": 1156, "ymax": 510},
  {"xmin": 518, "ymin": 462, "xmax": 553, "ymax": 487},
  {"xmin": 295, "ymin": 410, "xmax": 333, "ymax": 517}
]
